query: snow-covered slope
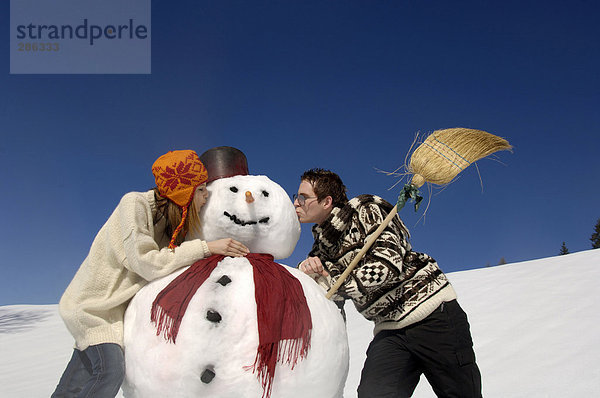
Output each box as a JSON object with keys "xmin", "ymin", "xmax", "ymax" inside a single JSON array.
[{"xmin": 2, "ymin": 249, "xmax": 599, "ymax": 397}]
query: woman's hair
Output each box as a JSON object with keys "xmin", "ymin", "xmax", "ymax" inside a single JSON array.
[
  {"xmin": 153, "ymin": 188, "xmax": 202, "ymax": 246},
  {"xmin": 300, "ymin": 168, "xmax": 348, "ymax": 207}
]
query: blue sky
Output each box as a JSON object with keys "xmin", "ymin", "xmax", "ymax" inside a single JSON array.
[{"xmin": 2, "ymin": 0, "xmax": 599, "ymax": 305}]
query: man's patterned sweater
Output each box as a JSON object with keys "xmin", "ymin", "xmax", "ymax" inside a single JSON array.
[{"xmin": 309, "ymin": 194, "xmax": 457, "ymax": 334}]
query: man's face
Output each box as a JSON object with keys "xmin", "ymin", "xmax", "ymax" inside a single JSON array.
[{"xmin": 294, "ymin": 180, "xmax": 332, "ymax": 225}]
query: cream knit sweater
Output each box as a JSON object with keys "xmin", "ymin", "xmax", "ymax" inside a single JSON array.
[{"xmin": 58, "ymin": 190, "xmax": 211, "ymax": 350}]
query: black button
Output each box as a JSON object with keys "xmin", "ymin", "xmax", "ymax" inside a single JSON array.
[
  {"xmin": 216, "ymin": 275, "xmax": 232, "ymax": 286},
  {"xmin": 206, "ymin": 310, "xmax": 222, "ymax": 323},
  {"xmin": 200, "ymin": 367, "xmax": 215, "ymax": 383}
]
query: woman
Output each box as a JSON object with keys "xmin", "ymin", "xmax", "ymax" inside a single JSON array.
[{"xmin": 51, "ymin": 150, "xmax": 249, "ymax": 398}]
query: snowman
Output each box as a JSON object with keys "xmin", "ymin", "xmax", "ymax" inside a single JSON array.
[{"xmin": 122, "ymin": 147, "xmax": 349, "ymax": 398}]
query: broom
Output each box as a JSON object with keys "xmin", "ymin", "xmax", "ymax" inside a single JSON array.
[{"xmin": 325, "ymin": 127, "xmax": 512, "ymax": 299}]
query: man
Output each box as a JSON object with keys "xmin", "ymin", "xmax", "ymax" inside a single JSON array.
[{"xmin": 295, "ymin": 168, "xmax": 482, "ymax": 398}]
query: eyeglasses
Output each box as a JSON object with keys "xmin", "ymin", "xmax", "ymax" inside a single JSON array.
[{"xmin": 293, "ymin": 193, "xmax": 318, "ymax": 206}]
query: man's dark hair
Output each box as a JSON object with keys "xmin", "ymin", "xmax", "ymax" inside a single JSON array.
[{"xmin": 301, "ymin": 168, "xmax": 348, "ymax": 207}]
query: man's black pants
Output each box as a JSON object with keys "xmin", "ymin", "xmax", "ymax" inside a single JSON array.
[{"xmin": 357, "ymin": 300, "xmax": 482, "ymax": 398}]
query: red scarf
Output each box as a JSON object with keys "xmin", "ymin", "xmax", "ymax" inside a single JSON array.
[{"xmin": 151, "ymin": 253, "xmax": 312, "ymax": 398}]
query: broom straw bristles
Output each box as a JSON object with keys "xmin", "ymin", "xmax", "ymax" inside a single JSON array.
[
  {"xmin": 409, "ymin": 128, "xmax": 511, "ymax": 188},
  {"xmin": 326, "ymin": 127, "xmax": 510, "ymax": 300}
]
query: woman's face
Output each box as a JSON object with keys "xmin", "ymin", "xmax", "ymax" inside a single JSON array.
[{"xmin": 193, "ymin": 183, "xmax": 209, "ymax": 208}]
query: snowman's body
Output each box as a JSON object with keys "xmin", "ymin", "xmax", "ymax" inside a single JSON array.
[{"xmin": 123, "ymin": 175, "xmax": 349, "ymax": 398}]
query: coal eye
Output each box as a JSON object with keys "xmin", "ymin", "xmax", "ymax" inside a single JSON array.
[
  {"xmin": 262, "ymin": 191, "xmax": 269, "ymax": 197},
  {"xmin": 230, "ymin": 186, "xmax": 238, "ymax": 193}
]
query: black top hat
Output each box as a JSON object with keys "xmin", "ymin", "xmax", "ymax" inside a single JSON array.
[{"xmin": 199, "ymin": 146, "xmax": 249, "ymax": 183}]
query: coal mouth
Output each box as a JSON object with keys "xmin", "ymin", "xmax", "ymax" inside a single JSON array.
[{"xmin": 223, "ymin": 211, "xmax": 269, "ymax": 226}]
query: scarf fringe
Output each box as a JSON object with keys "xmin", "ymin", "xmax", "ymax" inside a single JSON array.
[
  {"xmin": 150, "ymin": 305, "xmax": 178, "ymax": 343},
  {"xmin": 277, "ymin": 331, "xmax": 312, "ymax": 366},
  {"xmin": 244, "ymin": 332, "xmax": 312, "ymax": 398}
]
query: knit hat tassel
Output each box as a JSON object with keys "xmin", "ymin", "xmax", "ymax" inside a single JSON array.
[{"xmin": 168, "ymin": 206, "xmax": 188, "ymax": 249}]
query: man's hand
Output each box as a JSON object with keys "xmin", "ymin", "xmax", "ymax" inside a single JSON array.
[
  {"xmin": 207, "ymin": 238, "xmax": 249, "ymax": 257},
  {"xmin": 299, "ymin": 256, "xmax": 329, "ymax": 278}
]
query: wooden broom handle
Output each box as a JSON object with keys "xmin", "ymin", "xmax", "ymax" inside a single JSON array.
[{"xmin": 325, "ymin": 205, "xmax": 399, "ymax": 299}]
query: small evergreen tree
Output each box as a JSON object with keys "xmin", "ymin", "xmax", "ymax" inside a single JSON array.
[
  {"xmin": 559, "ymin": 242, "xmax": 569, "ymax": 255},
  {"xmin": 498, "ymin": 257, "xmax": 507, "ymax": 265},
  {"xmin": 591, "ymin": 218, "xmax": 600, "ymax": 249}
]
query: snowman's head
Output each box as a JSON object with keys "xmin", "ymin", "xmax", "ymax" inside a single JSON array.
[{"xmin": 198, "ymin": 175, "xmax": 300, "ymax": 259}]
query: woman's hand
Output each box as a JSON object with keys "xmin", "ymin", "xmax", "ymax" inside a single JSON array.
[{"xmin": 207, "ymin": 238, "xmax": 250, "ymax": 257}]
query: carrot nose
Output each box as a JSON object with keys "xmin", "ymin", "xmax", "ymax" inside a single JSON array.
[{"xmin": 245, "ymin": 191, "xmax": 254, "ymax": 203}]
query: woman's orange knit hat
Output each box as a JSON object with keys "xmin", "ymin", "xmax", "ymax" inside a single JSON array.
[{"xmin": 152, "ymin": 150, "xmax": 208, "ymax": 249}]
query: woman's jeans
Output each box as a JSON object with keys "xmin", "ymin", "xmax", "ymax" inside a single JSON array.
[{"xmin": 51, "ymin": 343, "xmax": 125, "ymax": 398}]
